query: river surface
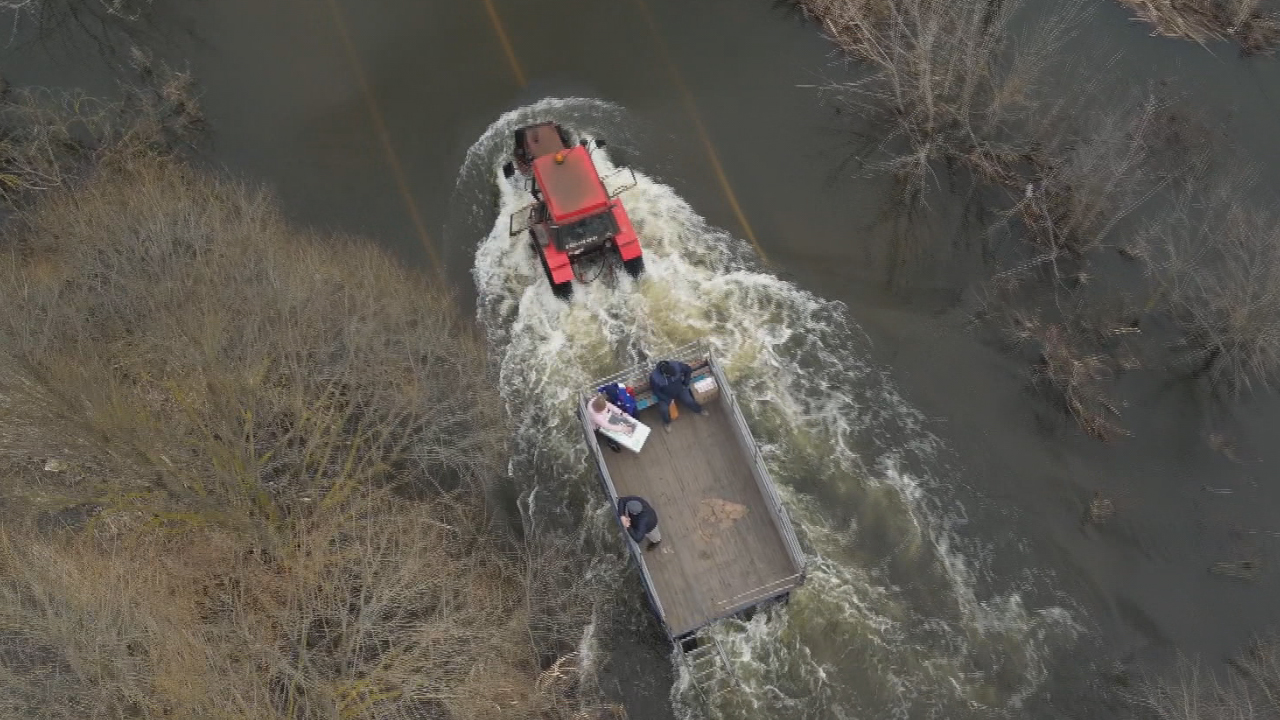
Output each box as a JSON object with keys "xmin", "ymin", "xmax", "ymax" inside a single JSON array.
[{"xmin": 6, "ymin": 1, "xmax": 1280, "ymax": 718}]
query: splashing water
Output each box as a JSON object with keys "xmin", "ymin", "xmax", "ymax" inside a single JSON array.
[{"xmin": 462, "ymin": 99, "xmax": 1080, "ymax": 719}]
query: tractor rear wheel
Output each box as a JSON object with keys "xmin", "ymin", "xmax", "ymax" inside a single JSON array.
[
  {"xmin": 551, "ymin": 280, "xmax": 573, "ymax": 301},
  {"xmin": 535, "ymin": 240, "xmax": 573, "ymax": 301}
]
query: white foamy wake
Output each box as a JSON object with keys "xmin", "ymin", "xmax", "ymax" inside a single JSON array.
[{"xmin": 464, "ymin": 99, "xmax": 1079, "ymax": 719}]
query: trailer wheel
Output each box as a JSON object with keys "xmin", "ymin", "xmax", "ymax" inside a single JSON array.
[
  {"xmin": 622, "ymin": 256, "xmax": 645, "ymax": 279},
  {"xmin": 679, "ymin": 634, "xmax": 700, "ymax": 653}
]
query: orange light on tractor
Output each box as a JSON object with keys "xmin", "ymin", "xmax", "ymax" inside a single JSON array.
[{"xmin": 554, "ymin": 151, "xmax": 567, "ymax": 164}]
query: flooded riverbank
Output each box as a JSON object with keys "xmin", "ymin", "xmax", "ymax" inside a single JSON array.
[{"xmin": 5, "ymin": 0, "xmax": 1280, "ymax": 717}]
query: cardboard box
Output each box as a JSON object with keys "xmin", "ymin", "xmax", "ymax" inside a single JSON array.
[{"xmin": 691, "ymin": 376, "xmax": 719, "ymax": 405}]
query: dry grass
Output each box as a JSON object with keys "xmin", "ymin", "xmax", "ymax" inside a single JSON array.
[
  {"xmin": 1135, "ymin": 637, "xmax": 1280, "ymax": 719},
  {"xmin": 1117, "ymin": 0, "xmax": 1280, "ymax": 55},
  {"xmin": 0, "ymin": 99, "xmax": 616, "ymax": 716}
]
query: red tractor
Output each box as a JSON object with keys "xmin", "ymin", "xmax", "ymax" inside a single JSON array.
[{"xmin": 503, "ymin": 122, "xmax": 643, "ymax": 300}]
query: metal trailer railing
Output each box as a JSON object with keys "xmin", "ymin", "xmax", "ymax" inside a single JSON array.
[
  {"xmin": 577, "ymin": 339, "xmax": 806, "ymax": 628},
  {"xmin": 577, "ymin": 339, "xmax": 809, "ymax": 703},
  {"xmin": 706, "ymin": 352, "xmax": 807, "ymax": 577},
  {"xmin": 576, "ymin": 400, "xmax": 669, "ymax": 632}
]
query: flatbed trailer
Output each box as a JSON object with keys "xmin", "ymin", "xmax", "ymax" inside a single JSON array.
[{"xmin": 577, "ymin": 342, "xmax": 806, "ymax": 652}]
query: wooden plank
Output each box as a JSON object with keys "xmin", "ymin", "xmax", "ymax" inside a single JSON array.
[{"xmin": 602, "ymin": 395, "xmax": 800, "ymax": 637}]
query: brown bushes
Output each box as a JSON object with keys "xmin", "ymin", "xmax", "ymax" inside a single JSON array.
[
  {"xmin": 0, "ymin": 110, "xmax": 615, "ymax": 716},
  {"xmin": 0, "ymin": 487, "xmax": 608, "ymax": 720},
  {"xmin": 0, "ymin": 156, "xmax": 504, "ymax": 528},
  {"xmin": 1025, "ymin": 320, "xmax": 1127, "ymax": 440}
]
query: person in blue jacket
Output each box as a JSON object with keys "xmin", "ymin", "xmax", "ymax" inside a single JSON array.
[
  {"xmin": 597, "ymin": 382, "xmax": 638, "ymax": 418},
  {"xmin": 649, "ymin": 359, "xmax": 707, "ymax": 433},
  {"xmin": 617, "ymin": 495, "xmax": 662, "ymax": 550}
]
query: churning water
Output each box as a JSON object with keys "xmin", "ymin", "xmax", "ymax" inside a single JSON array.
[{"xmin": 459, "ymin": 98, "xmax": 1080, "ymax": 719}]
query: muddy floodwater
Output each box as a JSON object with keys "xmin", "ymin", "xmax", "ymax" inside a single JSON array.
[{"xmin": 7, "ymin": 0, "xmax": 1280, "ymax": 717}]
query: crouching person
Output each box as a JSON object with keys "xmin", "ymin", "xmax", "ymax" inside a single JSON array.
[
  {"xmin": 649, "ymin": 360, "xmax": 707, "ymax": 433},
  {"xmin": 617, "ymin": 496, "xmax": 662, "ymax": 551}
]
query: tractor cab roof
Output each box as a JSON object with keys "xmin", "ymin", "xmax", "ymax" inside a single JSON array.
[
  {"xmin": 532, "ymin": 146, "xmax": 610, "ymax": 222},
  {"xmin": 518, "ymin": 122, "xmax": 568, "ymax": 159}
]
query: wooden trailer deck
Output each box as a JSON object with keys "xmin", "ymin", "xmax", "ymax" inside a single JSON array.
[{"xmin": 579, "ymin": 344, "xmax": 805, "ymax": 639}]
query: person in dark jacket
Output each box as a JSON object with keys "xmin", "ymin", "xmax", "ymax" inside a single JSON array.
[
  {"xmin": 649, "ymin": 360, "xmax": 707, "ymax": 433},
  {"xmin": 617, "ymin": 495, "xmax": 662, "ymax": 550}
]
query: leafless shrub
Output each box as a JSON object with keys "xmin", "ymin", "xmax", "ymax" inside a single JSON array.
[
  {"xmin": 1004, "ymin": 93, "xmax": 1185, "ymax": 263},
  {"xmin": 0, "ymin": 51, "xmax": 200, "ymax": 209},
  {"xmin": 1116, "ymin": 0, "xmax": 1280, "ymax": 56},
  {"xmin": 791, "ymin": 0, "xmax": 893, "ymax": 59},
  {"xmin": 1086, "ymin": 491, "xmax": 1116, "ymax": 523},
  {"xmin": 0, "ymin": 150, "xmax": 616, "ymax": 717},
  {"xmin": 802, "ymin": 0, "xmax": 1091, "ymax": 212},
  {"xmin": 0, "ymin": 154, "xmax": 505, "ymax": 524},
  {"xmin": 0, "ymin": 487, "xmax": 615, "ymax": 720},
  {"xmin": 973, "ymin": 266, "xmax": 1144, "ymax": 438},
  {"xmin": 1031, "ymin": 322, "xmax": 1127, "ymax": 440},
  {"xmin": 0, "ymin": 0, "xmax": 156, "ymax": 54},
  {"xmin": 1134, "ymin": 638, "xmax": 1280, "ymax": 719},
  {"xmin": 0, "ymin": 0, "xmax": 149, "ymax": 19},
  {"xmin": 1141, "ymin": 176, "xmax": 1280, "ymax": 395}
]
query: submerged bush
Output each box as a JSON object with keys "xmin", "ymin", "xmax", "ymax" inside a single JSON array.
[
  {"xmin": 1142, "ymin": 176, "xmax": 1280, "ymax": 395},
  {"xmin": 800, "ymin": 0, "xmax": 1090, "ymax": 214},
  {"xmin": 1135, "ymin": 636, "xmax": 1280, "ymax": 719},
  {"xmin": 0, "ymin": 48, "xmax": 201, "ymax": 211},
  {"xmin": 1116, "ymin": 0, "xmax": 1280, "ymax": 56},
  {"xmin": 802, "ymin": 0, "xmax": 1280, "ymax": 433}
]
